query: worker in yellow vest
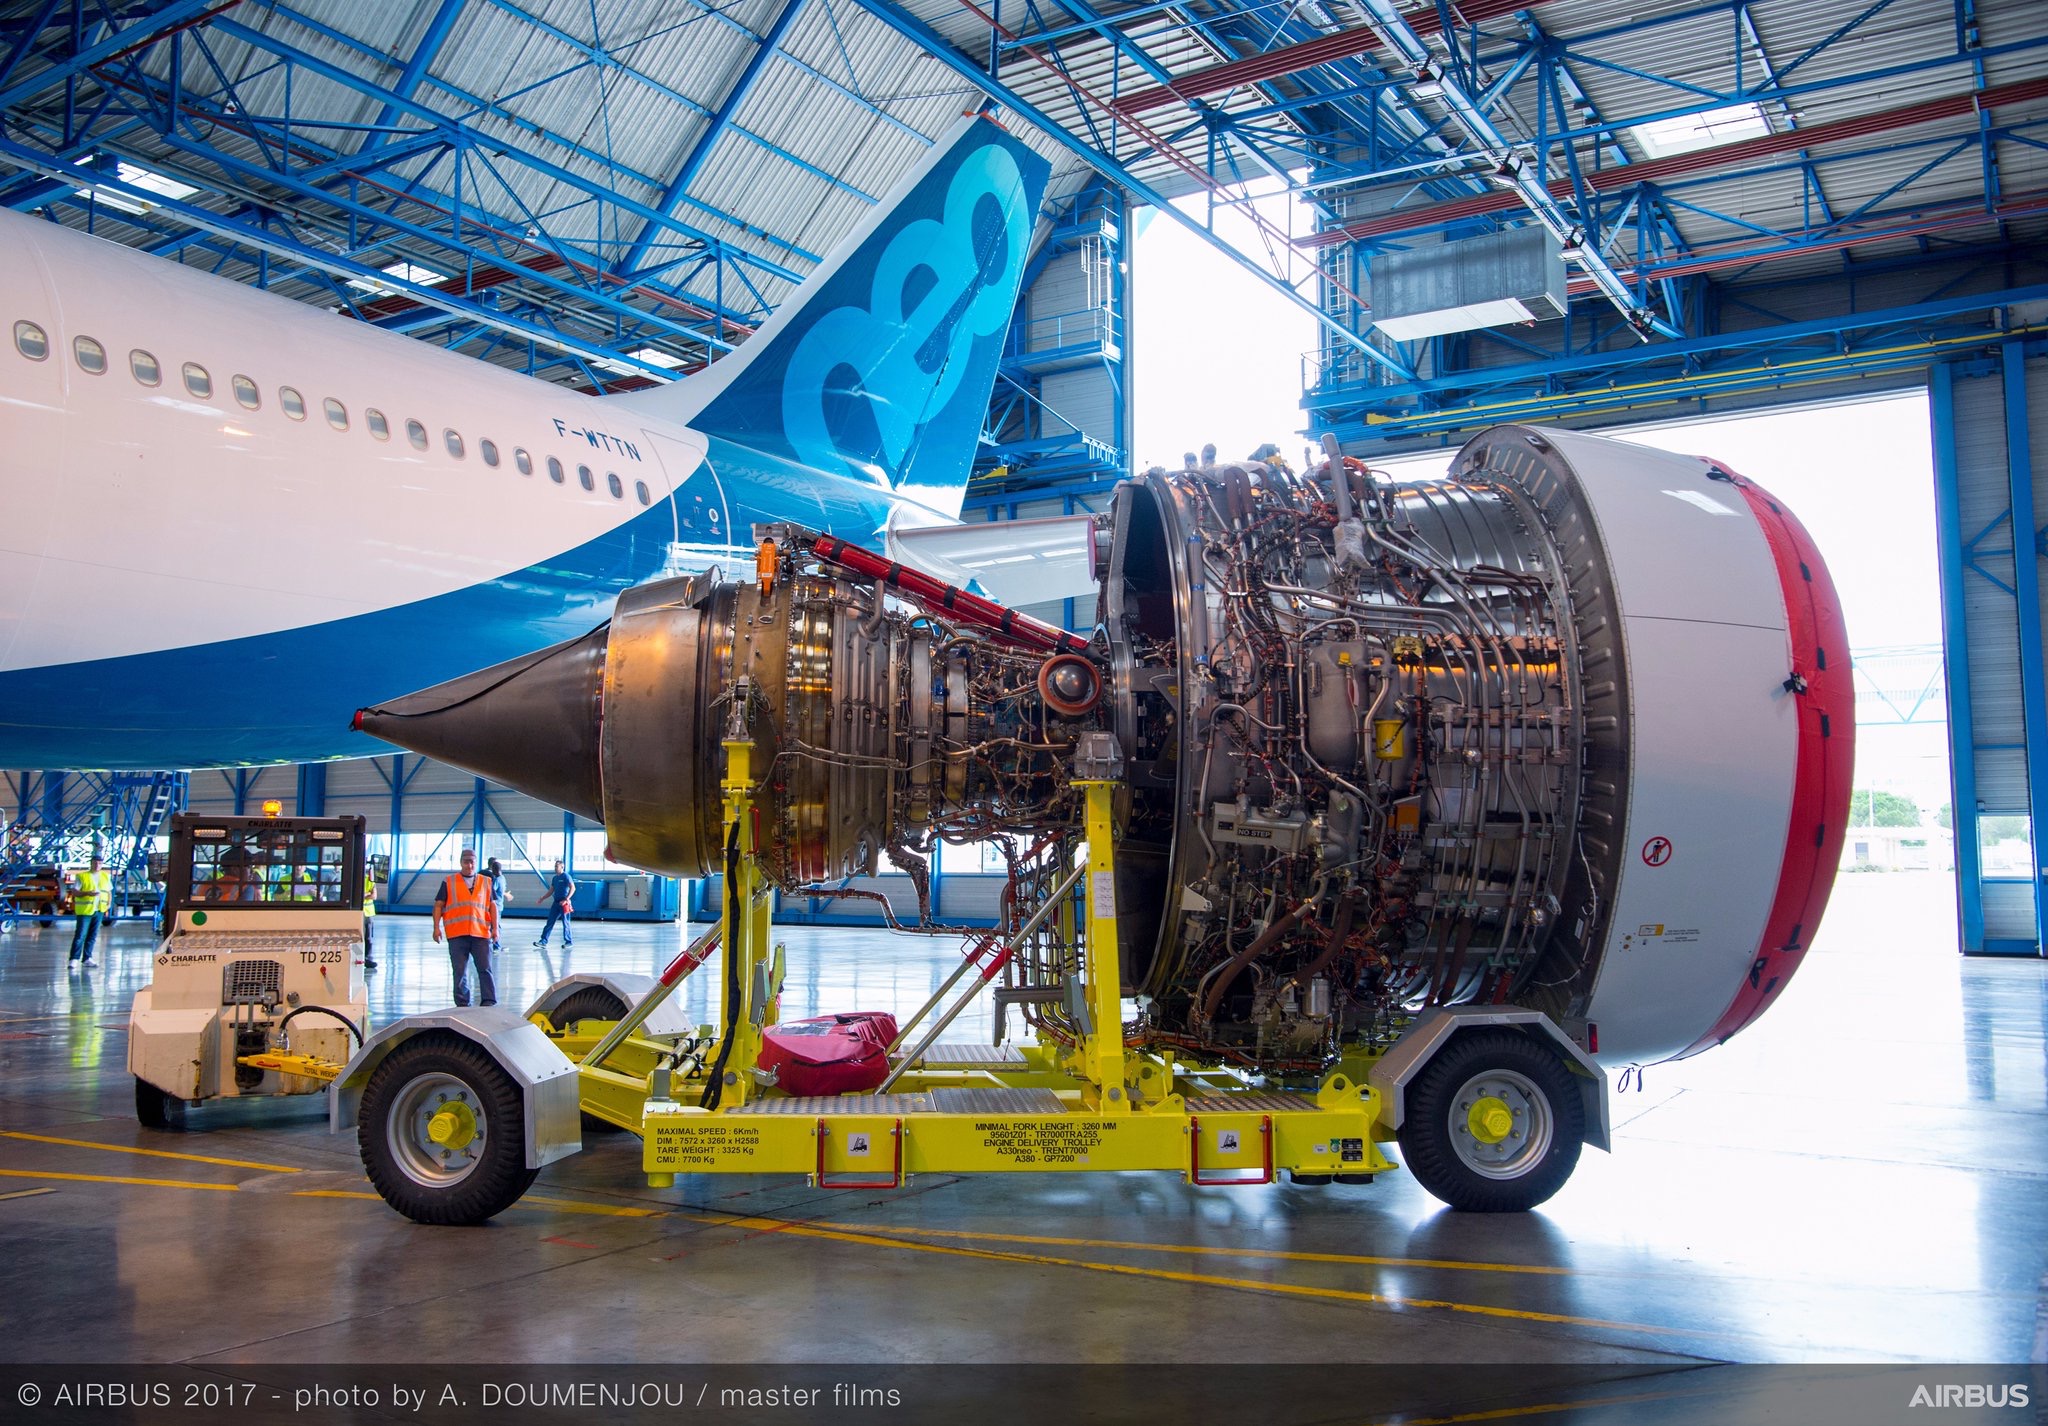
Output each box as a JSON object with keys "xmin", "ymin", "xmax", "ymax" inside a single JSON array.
[
  {"xmin": 431, "ymin": 848, "xmax": 499, "ymax": 1007},
  {"xmin": 66, "ymin": 852, "xmax": 108, "ymax": 968},
  {"xmin": 361, "ymin": 869, "xmax": 378, "ymax": 970}
]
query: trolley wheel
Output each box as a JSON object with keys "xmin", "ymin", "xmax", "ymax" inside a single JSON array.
[
  {"xmin": 1396, "ymin": 1028, "xmax": 1585, "ymax": 1212},
  {"xmin": 134, "ymin": 1077, "xmax": 187, "ymax": 1131},
  {"xmin": 358, "ymin": 1032, "xmax": 537, "ymax": 1225},
  {"xmin": 550, "ymin": 986, "xmax": 631, "ymax": 1133}
]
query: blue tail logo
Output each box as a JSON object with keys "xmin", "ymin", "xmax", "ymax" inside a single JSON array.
[
  {"xmin": 668, "ymin": 115, "xmax": 1050, "ymax": 518},
  {"xmin": 784, "ymin": 143, "xmax": 1029, "ymax": 485}
]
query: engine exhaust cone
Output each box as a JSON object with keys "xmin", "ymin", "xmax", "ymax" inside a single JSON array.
[{"xmin": 353, "ymin": 626, "xmax": 608, "ymax": 824}]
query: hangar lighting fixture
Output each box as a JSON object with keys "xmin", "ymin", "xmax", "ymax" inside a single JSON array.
[
  {"xmin": 347, "ymin": 262, "xmax": 447, "ymax": 296},
  {"xmin": 72, "ymin": 160, "xmax": 199, "ymax": 215},
  {"xmin": 1368, "ymin": 227, "xmax": 1567, "ymax": 342},
  {"xmin": 627, "ymin": 346, "xmax": 688, "ymax": 368},
  {"xmin": 1630, "ymin": 103, "xmax": 1770, "ymax": 158},
  {"xmin": 1374, "ymin": 297, "xmax": 1542, "ymax": 342}
]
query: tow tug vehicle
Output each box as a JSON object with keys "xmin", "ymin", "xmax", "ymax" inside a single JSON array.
[{"xmin": 129, "ymin": 814, "xmax": 370, "ymax": 1129}]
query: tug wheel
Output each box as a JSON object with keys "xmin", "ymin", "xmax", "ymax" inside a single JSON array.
[
  {"xmin": 1396, "ymin": 1029, "xmax": 1584, "ymax": 1212},
  {"xmin": 358, "ymin": 1033, "xmax": 536, "ymax": 1225},
  {"xmin": 550, "ymin": 986, "xmax": 632, "ymax": 1133},
  {"xmin": 134, "ymin": 1078, "xmax": 187, "ymax": 1132}
]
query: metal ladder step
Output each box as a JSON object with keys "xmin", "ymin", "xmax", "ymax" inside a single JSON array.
[{"xmin": 893, "ymin": 1043, "xmax": 1030, "ymax": 1071}]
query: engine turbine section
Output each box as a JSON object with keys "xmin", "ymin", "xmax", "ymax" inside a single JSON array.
[{"xmin": 357, "ymin": 425, "xmax": 1851, "ymax": 1072}]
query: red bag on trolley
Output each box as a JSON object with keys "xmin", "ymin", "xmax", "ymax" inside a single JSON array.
[{"xmin": 756, "ymin": 1012, "xmax": 900, "ymax": 1096}]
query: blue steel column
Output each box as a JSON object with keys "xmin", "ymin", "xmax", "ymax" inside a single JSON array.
[
  {"xmin": 387, "ymin": 755, "xmax": 406, "ymax": 900},
  {"xmin": 295, "ymin": 762, "xmax": 327, "ymax": 817},
  {"xmin": 1933, "ymin": 362, "xmax": 1987, "ymax": 954},
  {"xmin": 2000, "ymin": 342, "xmax": 2048, "ymax": 955}
]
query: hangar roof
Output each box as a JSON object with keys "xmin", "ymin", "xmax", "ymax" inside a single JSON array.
[{"xmin": 2, "ymin": 0, "xmax": 2041, "ymax": 390}]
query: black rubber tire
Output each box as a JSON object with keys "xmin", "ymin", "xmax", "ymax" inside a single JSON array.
[
  {"xmin": 1396, "ymin": 1028, "xmax": 1585, "ymax": 1212},
  {"xmin": 357, "ymin": 1032, "xmax": 538, "ymax": 1226},
  {"xmin": 549, "ymin": 987, "xmax": 631, "ymax": 1133},
  {"xmin": 551, "ymin": 985, "xmax": 629, "ymax": 1031},
  {"xmin": 134, "ymin": 1077, "xmax": 187, "ymax": 1131}
]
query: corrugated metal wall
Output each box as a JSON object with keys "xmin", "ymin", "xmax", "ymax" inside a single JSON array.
[
  {"xmin": 174, "ymin": 755, "xmax": 598, "ymax": 836},
  {"xmin": 1040, "ymin": 369, "xmax": 1115, "ymax": 439}
]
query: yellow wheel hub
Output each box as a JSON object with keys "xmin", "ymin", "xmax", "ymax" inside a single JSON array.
[
  {"xmin": 1466, "ymin": 1096, "xmax": 1515, "ymax": 1145},
  {"xmin": 427, "ymin": 1101, "xmax": 478, "ymax": 1151}
]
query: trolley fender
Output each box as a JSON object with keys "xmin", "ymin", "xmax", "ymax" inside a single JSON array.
[
  {"xmin": 327, "ymin": 1007, "xmax": 583, "ymax": 1169},
  {"xmin": 526, "ymin": 972, "xmax": 695, "ymax": 1039},
  {"xmin": 1370, "ymin": 1007, "xmax": 1610, "ymax": 1152}
]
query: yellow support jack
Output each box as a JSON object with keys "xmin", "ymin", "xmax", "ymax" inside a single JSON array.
[{"xmin": 618, "ymin": 731, "xmax": 1395, "ymax": 1192}]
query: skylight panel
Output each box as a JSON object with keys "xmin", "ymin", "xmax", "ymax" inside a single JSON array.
[
  {"xmin": 1630, "ymin": 103, "xmax": 1770, "ymax": 158},
  {"xmin": 346, "ymin": 262, "xmax": 447, "ymax": 296}
]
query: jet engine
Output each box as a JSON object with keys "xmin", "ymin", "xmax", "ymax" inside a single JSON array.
[{"xmin": 358, "ymin": 425, "xmax": 1851, "ymax": 1072}]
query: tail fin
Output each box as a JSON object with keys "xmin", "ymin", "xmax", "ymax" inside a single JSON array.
[{"xmin": 613, "ymin": 112, "xmax": 1050, "ymax": 520}]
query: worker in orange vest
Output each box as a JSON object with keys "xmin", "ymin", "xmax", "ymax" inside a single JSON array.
[{"xmin": 431, "ymin": 847, "xmax": 500, "ymax": 1008}]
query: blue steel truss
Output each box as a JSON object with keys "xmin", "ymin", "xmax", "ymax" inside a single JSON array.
[
  {"xmin": 897, "ymin": 0, "xmax": 2048, "ymax": 458},
  {"xmin": 2, "ymin": 769, "xmax": 185, "ymax": 921},
  {"xmin": 0, "ymin": 0, "xmax": 908, "ymax": 387},
  {"xmin": 5, "ymin": 1, "xmax": 2045, "ymax": 430}
]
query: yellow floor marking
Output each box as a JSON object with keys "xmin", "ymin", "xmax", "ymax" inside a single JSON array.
[
  {"xmin": 1376, "ymin": 1381, "xmax": 1731, "ymax": 1425},
  {"xmin": 694, "ymin": 1211, "xmax": 1758, "ymax": 1343},
  {"xmin": 0, "ymin": 1187, "xmax": 57, "ymax": 1201},
  {"xmin": 0, "ymin": 1130, "xmax": 301, "ymax": 1174},
  {"xmin": 797, "ymin": 1220, "xmax": 1568, "ymax": 1275},
  {"xmin": 0, "ymin": 1167, "xmax": 237, "ymax": 1192},
  {"xmin": 518, "ymin": 1193, "xmax": 664, "ymax": 1217}
]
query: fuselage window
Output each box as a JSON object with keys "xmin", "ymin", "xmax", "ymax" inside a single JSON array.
[
  {"xmin": 324, "ymin": 398, "xmax": 348, "ymax": 431},
  {"xmin": 406, "ymin": 419, "xmax": 427, "ymax": 450},
  {"xmin": 606, "ymin": 472, "xmax": 623, "ymax": 499},
  {"xmin": 634, "ymin": 479, "xmax": 651, "ymax": 506},
  {"xmin": 547, "ymin": 456, "xmax": 565, "ymax": 484},
  {"xmin": 72, "ymin": 336, "xmax": 106, "ymax": 374},
  {"xmin": 13, "ymin": 320, "xmax": 48, "ymax": 361},
  {"xmin": 130, "ymin": 349, "xmax": 161, "ymax": 386},
  {"xmin": 232, "ymin": 375, "xmax": 260, "ymax": 410},
  {"xmin": 366, "ymin": 408, "xmax": 388, "ymax": 440},
  {"xmin": 280, "ymin": 386, "xmax": 306, "ymax": 420},
  {"xmin": 515, "ymin": 448, "xmax": 533, "ymax": 475},
  {"xmin": 183, "ymin": 363, "xmax": 212, "ymax": 399},
  {"xmin": 480, "ymin": 439, "xmax": 499, "ymax": 468},
  {"xmin": 445, "ymin": 429, "xmax": 465, "ymax": 459},
  {"xmin": 577, "ymin": 464, "xmax": 594, "ymax": 492}
]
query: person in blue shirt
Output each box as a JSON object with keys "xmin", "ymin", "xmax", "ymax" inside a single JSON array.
[
  {"xmin": 483, "ymin": 856, "xmax": 508, "ymax": 952},
  {"xmin": 534, "ymin": 860, "xmax": 575, "ymax": 949}
]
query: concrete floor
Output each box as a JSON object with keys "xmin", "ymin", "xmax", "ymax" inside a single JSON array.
[{"xmin": 0, "ymin": 873, "xmax": 2042, "ymax": 1368}]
